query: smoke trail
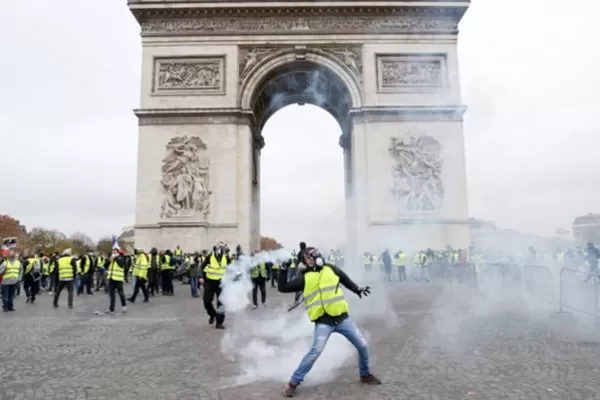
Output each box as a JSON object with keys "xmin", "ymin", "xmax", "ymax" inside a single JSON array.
[{"xmin": 218, "ymin": 250, "xmax": 396, "ymax": 386}]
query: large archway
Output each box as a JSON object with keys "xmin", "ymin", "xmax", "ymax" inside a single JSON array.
[
  {"xmin": 243, "ymin": 58, "xmax": 359, "ymax": 250},
  {"xmin": 130, "ymin": 1, "xmax": 471, "ymax": 254}
]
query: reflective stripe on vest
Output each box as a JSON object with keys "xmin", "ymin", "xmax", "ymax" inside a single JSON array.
[
  {"xmin": 3, "ymin": 260, "xmax": 21, "ymax": 280},
  {"xmin": 58, "ymin": 256, "xmax": 74, "ymax": 280},
  {"xmin": 161, "ymin": 255, "xmax": 174, "ymax": 270},
  {"xmin": 303, "ymin": 266, "xmax": 348, "ymax": 322},
  {"xmin": 251, "ymin": 263, "xmax": 267, "ymax": 278},
  {"xmin": 108, "ymin": 260, "xmax": 124, "ymax": 282},
  {"xmin": 134, "ymin": 253, "xmax": 149, "ymax": 279},
  {"xmin": 204, "ymin": 254, "xmax": 227, "ymax": 280}
]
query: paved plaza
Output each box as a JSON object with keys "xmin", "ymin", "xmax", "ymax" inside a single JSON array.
[{"xmin": 1, "ymin": 282, "xmax": 600, "ymax": 400}]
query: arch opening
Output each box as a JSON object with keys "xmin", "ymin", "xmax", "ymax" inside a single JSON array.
[
  {"xmin": 248, "ymin": 61, "xmax": 355, "ymax": 250},
  {"xmin": 250, "ymin": 61, "xmax": 354, "ymax": 134}
]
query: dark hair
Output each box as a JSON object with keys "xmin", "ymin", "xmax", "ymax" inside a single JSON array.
[{"xmin": 299, "ymin": 242, "xmax": 306, "ymax": 249}]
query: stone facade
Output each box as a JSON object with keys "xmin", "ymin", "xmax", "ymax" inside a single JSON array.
[{"xmin": 129, "ymin": 0, "xmax": 471, "ymax": 253}]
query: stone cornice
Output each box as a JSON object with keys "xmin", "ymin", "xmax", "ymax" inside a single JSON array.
[
  {"xmin": 131, "ymin": 4, "xmax": 468, "ymax": 36},
  {"xmin": 350, "ymin": 105, "xmax": 467, "ymax": 122},
  {"xmin": 134, "ymin": 107, "xmax": 256, "ymax": 126},
  {"xmin": 369, "ymin": 218, "xmax": 470, "ymax": 226}
]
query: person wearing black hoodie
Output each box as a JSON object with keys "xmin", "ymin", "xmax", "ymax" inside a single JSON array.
[
  {"xmin": 199, "ymin": 244, "xmax": 231, "ymax": 329},
  {"xmin": 147, "ymin": 247, "xmax": 160, "ymax": 296},
  {"xmin": 104, "ymin": 249, "xmax": 127, "ymax": 314},
  {"xmin": 278, "ymin": 247, "xmax": 381, "ymax": 397}
]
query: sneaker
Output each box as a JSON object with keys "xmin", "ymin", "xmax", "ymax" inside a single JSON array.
[
  {"xmin": 215, "ymin": 323, "xmax": 225, "ymax": 330},
  {"xmin": 122, "ymin": 306, "xmax": 127, "ymax": 313},
  {"xmin": 127, "ymin": 298, "xmax": 135, "ymax": 303},
  {"xmin": 360, "ymin": 374, "xmax": 382, "ymax": 385},
  {"xmin": 105, "ymin": 310, "xmax": 115, "ymax": 315},
  {"xmin": 252, "ymin": 304, "xmax": 258, "ymax": 309},
  {"xmin": 282, "ymin": 382, "xmax": 298, "ymax": 397},
  {"xmin": 209, "ymin": 316, "xmax": 215, "ymax": 325}
]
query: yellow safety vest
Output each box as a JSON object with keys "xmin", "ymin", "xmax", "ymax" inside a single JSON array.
[
  {"xmin": 393, "ymin": 253, "xmax": 407, "ymax": 266},
  {"xmin": 204, "ymin": 254, "xmax": 227, "ymax": 281},
  {"xmin": 175, "ymin": 248, "xmax": 183, "ymax": 256},
  {"xmin": 161, "ymin": 255, "xmax": 174, "ymax": 271},
  {"xmin": 26, "ymin": 258, "xmax": 36, "ymax": 274},
  {"xmin": 97, "ymin": 256, "xmax": 104, "ymax": 269},
  {"xmin": 83, "ymin": 256, "xmax": 92, "ymax": 274},
  {"xmin": 272, "ymin": 264, "xmax": 279, "ymax": 270},
  {"xmin": 58, "ymin": 256, "xmax": 74, "ymax": 280},
  {"xmin": 133, "ymin": 253, "xmax": 149, "ymax": 279},
  {"xmin": 289, "ymin": 262, "xmax": 296, "ymax": 269},
  {"xmin": 2, "ymin": 259, "xmax": 21, "ymax": 280},
  {"xmin": 76, "ymin": 259, "xmax": 82, "ymax": 275},
  {"xmin": 363, "ymin": 255, "xmax": 371, "ymax": 265},
  {"xmin": 42, "ymin": 261, "xmax": 49, "ymax": 275},
  {"xmin": 251, "ymin": 263, "xmax": 267, "ymax": 278},
  {"xmin": 303, "ymin": 266, "xmax": 348, "ymax": 322},
  {"xmin": 107, "ymin": 259, "xmax": 125, "ymax": 282}
]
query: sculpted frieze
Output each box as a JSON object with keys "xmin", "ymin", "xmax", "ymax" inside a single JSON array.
[
  {"xmin": 154, "ymin": 57, "xmax": 225, "ymax": 94},
  {"xmin": 320, "ymin": 47, "xmax": 362, "ymax": 80},
  {"xmin": 160, "ymin": 136, "xmax": 212, "ymax": 219},
  {"xmin": 141, "ymin": 16, "xmax": 457, "ymax": 35},
  {"xmin": 388, "ymin": 132, "xmax": 444, "ymax": 212},
  {"xmin": 377, "ymin": 54, "xmax": 446, "ymax": 91},
  {"xmin": 239, "ymin": 47, "xmax": 280, "ymax": 80}
]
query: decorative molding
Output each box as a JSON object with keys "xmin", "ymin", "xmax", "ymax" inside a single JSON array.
[
  {"xmin": 350, "ymin": 106, "xmax": 466, "ymax": 123},
  {"xmin": 135, "ymin": 222, "xmax": 239, "ymax": 229},
  {"xmin": 135, "ymin": 108, "xmax": 255, "ymax": 126},
  {"xmin": 139, "ymin": 14, "xmax": 459, "ymax": 36},
  {"xmin": 376, "ymin": 53, "xmax": 447, "ymax": 93},
  {"xmin": 152, "ymin": 56, "xmax": 226, "ymax": 95}
]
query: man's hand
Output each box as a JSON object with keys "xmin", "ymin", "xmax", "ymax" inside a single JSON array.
[
  {"xmin": 357, "ymin": 286, "xmax": 371, "ymax": 299},
  {"xmin": 199, "ymin": 278, "xmax": 204, "ymax": 285}
]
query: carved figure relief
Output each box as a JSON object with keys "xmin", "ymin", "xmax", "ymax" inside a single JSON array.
[
  {"xmin": 377, "ymin": 54, "xmax": 446, "ymax": 91},
  {"xmin": 160, "ymin": 136, "xmax": 212, "ymax": 219},
  {"xmin": 154, "ymin": 57, "xmax": 225, "ymax": 94},
  {"xmin": 388, "ymin": 134, "xmax": 444, "ymax": 212},
  {"xmin": 321, "ymin": 47, "xmax": 363, "ymax": 80},
  {"xmin": 141, "ymin": 16, "xmax": 457, "ymax": 36},
  {"xmin": 239, "ymin": 47, "xmax": 278, "ymax": 79}
]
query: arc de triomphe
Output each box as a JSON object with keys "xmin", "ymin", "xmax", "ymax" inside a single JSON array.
[{"xmin": 129, "ymin": 0, "xmax": 471, "ymax": 253}]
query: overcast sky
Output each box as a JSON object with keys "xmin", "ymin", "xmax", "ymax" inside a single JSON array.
[{"xmin": 1, "ymin": 0, "xmax": 598, "ymax": 248}]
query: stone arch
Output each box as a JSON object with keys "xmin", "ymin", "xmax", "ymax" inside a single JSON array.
[{"xmin": 239, "ymin": 49, "xmax": 363, "ymax": 131}]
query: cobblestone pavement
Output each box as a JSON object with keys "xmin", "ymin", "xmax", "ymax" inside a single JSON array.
[{"xmin": 2, "ymin": 281, "xmax": 600, "ymax": 400}]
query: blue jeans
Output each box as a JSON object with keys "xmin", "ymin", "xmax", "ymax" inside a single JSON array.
[
  {"xmin": 290, "ymin": 317, "xmax": 370, "ymax": 385},
  {"xmin": 1, "ymin": 284, "xmax": 16, "ymax": 310},
  {"xmin": 190, "ymin": 276, "xmax": 199, "ymax": 296}
]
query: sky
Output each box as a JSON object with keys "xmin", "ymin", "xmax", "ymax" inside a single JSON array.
[{"xmin": 0, "ymin": 0, "xmax": 599, "ymax": 248}]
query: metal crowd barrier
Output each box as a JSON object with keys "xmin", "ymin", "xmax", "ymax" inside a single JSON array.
[{"xmin": 558, "ymin": 268, "xmax": 600, "ymax": 317}]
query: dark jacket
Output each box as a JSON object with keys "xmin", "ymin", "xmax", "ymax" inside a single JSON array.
[{"xmin": 278, "ymin": 264, "xmax": 361, "ymax": 326}]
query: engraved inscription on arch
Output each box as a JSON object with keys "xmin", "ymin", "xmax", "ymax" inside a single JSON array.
[{"xmin": 376, "ymin": 54, "xmax": 447, "ymax": 93}]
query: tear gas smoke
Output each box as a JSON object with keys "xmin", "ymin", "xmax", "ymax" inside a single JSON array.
[{"xmin": 218, "ymin": 250, "xmax": 398, "ymax": 386}]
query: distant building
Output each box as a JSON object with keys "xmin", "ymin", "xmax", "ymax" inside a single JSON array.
[
  {"xmin": 572, "ymin": 213, "xmax": 600, "ymax": 244},
  {"xmin": 118, "ymin": 226, "xmax": 135, "ymax": 252}
]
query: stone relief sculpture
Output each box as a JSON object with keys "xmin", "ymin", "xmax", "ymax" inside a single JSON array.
[
  {"xmin": 322, "ymin": 47, "xmax": 363, "ymax": 79},
  {"xmin": 142, "ymin": 16, "xmax": 457, "ymax": 35},
  {"xmin": 380, "ymin": 59, "xmax": 442, "ymax": 87},
  {"xmin": 160, "ymin": 136, "xmax": 212, "ymax": 219},
  {"xmin": 240, "ymin": 48, "xmax": 277, "ymax": 79},
  {"xmin": 388, "ymin": 134, "xmax": 444, "ymax": 212},
  {"xmin": 157, "ymin": 60, "xmax": 222, "ymax": 90}
]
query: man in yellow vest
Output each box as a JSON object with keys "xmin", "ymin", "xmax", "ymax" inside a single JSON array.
[
  {"xmin": 250, "ymin": 257, "xmax": 269, "ymax": 308},
  {"xmin": 160, "ymin": 249, "xmax": 176, "ymax": 296},
  {"xmin": 106, "ymin": 248, "xmax": 127, "ymax": 314},
  {"xmin": 128, "ymin": 249, "xmax": 149, "ymax": 303},
  {"xmin": 0, "ymin": 249, "xmax": 23, "ymax": 311},
  {"xmin": 52, "ymin": 248, "xmax": 78, "ymax": 309},
  {"xmin": 277, "ymin": 247, "xmax": 381, "ymax": 397},
  {"xmin": 199, "ymin": 244, "xmax": 230, "ymax": 329},
  {"xmin": 393, "ymin": 250, "xmax": 407, "ymax": 281}
]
